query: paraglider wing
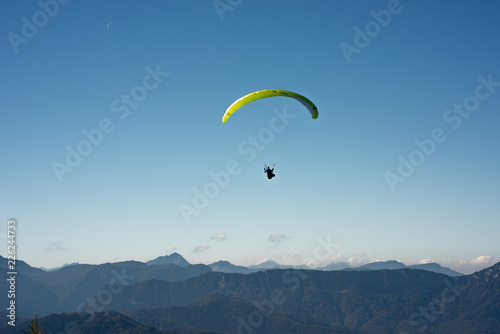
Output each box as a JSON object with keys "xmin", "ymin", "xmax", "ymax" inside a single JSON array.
[{"xmin": 222, "ymin": 89, "xmax": 318, "ymax": 123}]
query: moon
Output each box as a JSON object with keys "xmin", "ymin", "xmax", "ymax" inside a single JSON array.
[{"xmin": 106, "ymin": 21, "xmax": 113, "ymax": 31}]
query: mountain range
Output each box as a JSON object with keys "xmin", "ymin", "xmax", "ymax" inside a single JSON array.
[
  {"xmin": 27, "ymin": 252, "xmax": 464, "ymax": 278},
  {"xmin": 141, "ymin": 252, "xmax": 464, "ymax": 276},
  {"xmin": 2, "ymin": 253, "xmax": 495, "ymax": 334}
]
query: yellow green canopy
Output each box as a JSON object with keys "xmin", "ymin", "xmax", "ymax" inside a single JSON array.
[{"xmin": 222, "ymin": 89, "xmax": 318, "ymax": 123}]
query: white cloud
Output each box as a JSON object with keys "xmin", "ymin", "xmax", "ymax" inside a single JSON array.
[
  {"xmin": 253, "ymin": 256, "xmax": 272, "ymax": 265},
  {"xmin": 471, "ymin": 255, "xmax": 493, "ymax": 264},
  {"xmin": 40, "ymin": 241, "xmax": 68, "ymax": 253},
  {"xmin": 460, "ymin": 255, "xmax": 493, "ymax": 265},
  {"xmin": 419, "ymin": 258, "xmax": 434, "ymax": 264},
  {"xmin": 306, "ymin": 253, "xmax": 343, "ymax": 268},
  {"xmin": 450, "ymin": 255, "xmax": 495, "ymax": 274},
  {"xmin": 328, "ymin": 253, "xmax": 346, "ymax": 262},
  {"xmin": 346, "ymin": 253, "xmax": 370, "ymax": 266},
  {"xmin": 305, "ymin": 252, "xmax": 371, "ymax": 268},
  {"xmin": 209, "ymin": 233, "xmax": 227, "ymax": 241},
  {"xmin": 193, "ymin": 245, "xmax": 211, "ymax": 253},
  {"xmin": 268, "ymin": 234, "xmax": 289, "ymax": 245}
]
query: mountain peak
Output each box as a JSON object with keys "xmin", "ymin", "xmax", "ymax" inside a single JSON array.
[
  {"xmin": 408, "ymin": 262, "xmax": 463, "ymax": 277},
  {"xmin": 146, "ymin": 253, "xmax": 190, "ymax": 267},
  {"xmin": 247, "ymin": 260, "xmax": 311, "ymax": 270},
  {"xmin": 358, "ymin": 260, "xmax": 407, "ymax": 270},
  {"xmin": 208, "ymin": 260, "xmax": 256, "ymax": 274},
  {"xmin": 248, "ymin": 260, "xmax": 281, "ymax": 269}
]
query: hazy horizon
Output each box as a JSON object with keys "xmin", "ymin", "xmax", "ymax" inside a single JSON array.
[{"xmin": 10, "ymin": 250, "xmax": 495, "ymax": 276}]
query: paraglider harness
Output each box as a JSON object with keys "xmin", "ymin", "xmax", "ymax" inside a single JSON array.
[{"xmin": 264, "ymin": 164, "xmax": 275, "ymax": 179}]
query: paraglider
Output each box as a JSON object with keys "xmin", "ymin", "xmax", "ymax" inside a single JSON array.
[
  {"xmin": 264, "ymin": 164, "xmax": 275, "ymax": 179},
  {"xmin": 222, "ymin": 89, "xmax": 318, "ymax": 180}
]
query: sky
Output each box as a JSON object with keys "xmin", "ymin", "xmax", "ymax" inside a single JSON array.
[{"xmin": 1, "ymin": 0, "xmax": 499, "ymax": 275}]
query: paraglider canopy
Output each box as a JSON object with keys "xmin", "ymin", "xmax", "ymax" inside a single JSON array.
[{"xmin": 222, "ymin": 89, "xmax": 318, "ymax": 123}]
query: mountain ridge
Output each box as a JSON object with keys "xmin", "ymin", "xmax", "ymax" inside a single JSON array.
[
  {"xmin": 6, "ymin": 253, "xmax": 465, "ymax": 276},
  {"xmin": 3, "ymin": 262, "xmax": 497, "ymax": 333}
]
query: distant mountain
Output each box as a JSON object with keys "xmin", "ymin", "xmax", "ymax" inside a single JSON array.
[
  {"xmin": 0, "ymin": 255, "xmax": 45, "ymax": 277},
  {"xmin": 243, "ymin": 259, "xmax": 461, "ymax": 276},
  {"xmin": 7, "ymin": 252, "xmax": 464, "ymax": 277},
  {"xmin": 355, "ymin": 260, "xmax": 407, "ymax": 270},
  {"xmin": 248, "ymin": 260, "xmax": 281, "ymax": 269},
  {"xmin": 317, "ymin": 261, "xmax": 352, "ymax": 271},
  {"xmin": 209, "ymin": 260, "xmax": 256, "ymax": 274},
  {"xmin": 209, "ymin": 257, "xmax": 464, "ymax": 276},
  {"xmin": 325, "ymin": 260, "xmax": 463, "ymax": 277},
  {"xmin": 210, "ymin": 259, "xmax": 311, "ymax": 274},
  {"xmin": 409, "ymin": 262, "xmax": 463, "ymax": 277},
  {"xmin": 39, "ymin": 262, "xmax": 79, "ymax": 272},
  {"xmin": 147, "ymin": 252, "xmax": 191, "ymax": 267},
  {"xmin": 0, "ymin": 258, "xmax": 211, "ymax": 318},
  {"xmin": 248, "ymin": 260, "xmax": 310, "ymax": 270}
]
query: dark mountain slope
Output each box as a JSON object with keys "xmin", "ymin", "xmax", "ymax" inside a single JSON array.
[
  {"xmin": 1, "ymin": 263, "xmax": 499, "ymax": 333},
  {"xmin": 0, "ymin": 260, "xmax": 211, "ymax": 317},
  {"xmin": 0, "ymin": 311, "xmax": 177, "ymax": 334},
  {"xmin": 102, "ymin": 268, "xmax": 454, "ymax": 333},
  {"xmin": 128, "ymin": 293, "xmax": 349, "ymax": 333}
]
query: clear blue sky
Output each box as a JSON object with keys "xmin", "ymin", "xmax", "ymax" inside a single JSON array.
[{"xmin": 1, "ymin": 0, "xmax": 499, "ymax": 274}]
